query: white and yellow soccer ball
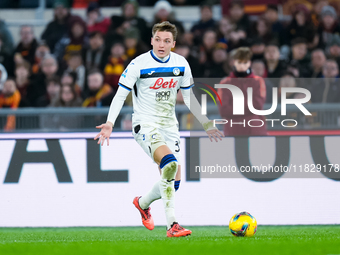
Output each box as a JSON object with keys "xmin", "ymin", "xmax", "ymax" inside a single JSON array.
[{"xmin": 229, "ymin": 212, "xmax": 257, "ymax": 237}]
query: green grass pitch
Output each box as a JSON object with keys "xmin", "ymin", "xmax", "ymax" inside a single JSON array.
[{"xmin": 0, "ymin": 226, "xmax": 339, "ymax": 255}]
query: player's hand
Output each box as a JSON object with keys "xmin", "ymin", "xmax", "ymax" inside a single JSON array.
[
  {"xmin": 94, "ymin": 122, "xmax": 113, "ymax": 146},
  {"xmin": 203, "ymin": 121, "xmax": 224, "ymax": 142},
  {"xmin": 207, "ymin": 128, "xmax": 224, "ymax": 142}
]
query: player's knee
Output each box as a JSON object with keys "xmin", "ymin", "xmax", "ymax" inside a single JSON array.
[
  {"xmin": 174, "ymin": 180, "xmax": 181, "ymax": 191},
  {"xmin": 160, "ymin": 154, "xmax": 178, "ymax": 181},
  {"xmin": 150, "ymin": 140, "xmax": 167, "ymax": 158}
]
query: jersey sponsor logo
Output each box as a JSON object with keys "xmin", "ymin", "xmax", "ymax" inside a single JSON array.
[
  {"xmin": 156, "ymin": 91, "xmax": 171, "ymax": 101},
  {"xmin": 173, "ymin": 68, "xmax": 180, "ymax": 76},
  {"xmin": 149, "ymin": 78, "xmax": 178, "ymax": 89}
]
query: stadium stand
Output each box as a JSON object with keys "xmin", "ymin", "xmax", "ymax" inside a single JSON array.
[{"xmin": 0, "ymin": 0, "xmax": 340, "ymax": 132}]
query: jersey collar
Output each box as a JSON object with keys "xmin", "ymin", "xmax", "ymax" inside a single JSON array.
[{"xmin": 150, "ymin": 50, "xmax": 170, "ymax": 63}]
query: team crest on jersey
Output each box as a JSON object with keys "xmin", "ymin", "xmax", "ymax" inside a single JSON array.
[{"xmin": 173, "ymin": 68, "xmax": 180, "ymax": 76}]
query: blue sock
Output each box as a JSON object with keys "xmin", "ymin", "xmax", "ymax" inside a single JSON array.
[
  {"xmin": 160, "ymin": 154, "xmax": 177, "ymax": 169},
  {"xmin": 174, "ymin": 180, "xmax": 180, "ymax": 191}
]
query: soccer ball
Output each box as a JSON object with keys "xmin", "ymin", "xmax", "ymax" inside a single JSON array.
[{"xmin": 229, "ymin": 212, "xmax": 257, "ymax": 237}]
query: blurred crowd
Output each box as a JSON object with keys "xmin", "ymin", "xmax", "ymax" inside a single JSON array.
[
  {"xmin": 0, "ymin": 0, "xmax": 210, "ymax": 8},
  {"xmin": 1, "ymin": 0, "xmax": 340, "ymax": 130}
]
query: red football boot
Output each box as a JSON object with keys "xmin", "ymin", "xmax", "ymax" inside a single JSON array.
[
  {"xmin": 167, "ymin": 222, "xmax": 192, "ymax": 237},
  {"xmin": 133, "ymin": 196, "xmax": 154, "ymax": 230}
]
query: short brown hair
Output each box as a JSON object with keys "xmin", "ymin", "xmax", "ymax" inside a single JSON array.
[
  {"xmin": 229, "ymin": 0, "xmax": 244, "ymax": 9},
  {"xmin": 152, "ymin": 21, "xmax": 177, "ymax": 41},
  {"xmin": 231, "ymin": 47, "xmax": 253, "ymax": 62},
  {"xmin": 46, "ymin": 76, "xmax": 61, "ymax": 86},
  {"xmin": 88, "ymin": 68, "xmax": 103, "ymax": 77},
  {"xmin": 68, "ymin": 51, "xmax": 82, "ymax": 59}
]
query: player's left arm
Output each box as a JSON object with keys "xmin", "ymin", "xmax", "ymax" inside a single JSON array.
[{"xmin": 179, "ymin": 60, "xmax": 224, "ymax": 142}]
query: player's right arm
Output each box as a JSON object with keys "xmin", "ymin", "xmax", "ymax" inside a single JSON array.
[
  {"xmin": 179, "ymin": 59, "xmax": 224, "ymax": 142},
  {"xmin": 94, "ymin": 61, "xmax": 139, "ymax": 146}
]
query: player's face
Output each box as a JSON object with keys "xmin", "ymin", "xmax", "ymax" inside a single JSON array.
[
  {"xmin": 234, "ymin": 60, "xmax": 251, "ymax": 72},
  {"xmin": 151, "ymin": 31, "xmax": 176, "ymax": 58}
]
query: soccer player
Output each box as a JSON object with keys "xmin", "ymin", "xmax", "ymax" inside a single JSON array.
[{"xmin": 94, "ymin": 21, "xmax": 223, "ymax": 237}]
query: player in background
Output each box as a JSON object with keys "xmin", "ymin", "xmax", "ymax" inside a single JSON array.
[
  {"xmin": 95, "ymin": 21, "xmax": 223, "ymax": 237},
  {"xmin": 218, "ymin": 47, "xmax": 267, "ymax": 136}
]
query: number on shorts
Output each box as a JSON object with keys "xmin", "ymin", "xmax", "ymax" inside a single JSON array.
[{"xmin": 175, "ymin": 141, "xmax": 180, "ymax": 152}]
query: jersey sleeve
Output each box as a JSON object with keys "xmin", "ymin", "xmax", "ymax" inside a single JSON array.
[
  {"xmin": 118, "ymin": 60, "xmax": 139, "ymax": 91},
  {"xmin": 180, "ymin": 59, "xmax": 194, "ymax": 90},
  {"xmin": 106, "ymin": 86, "xmax": 130, "ymax": 126}
]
